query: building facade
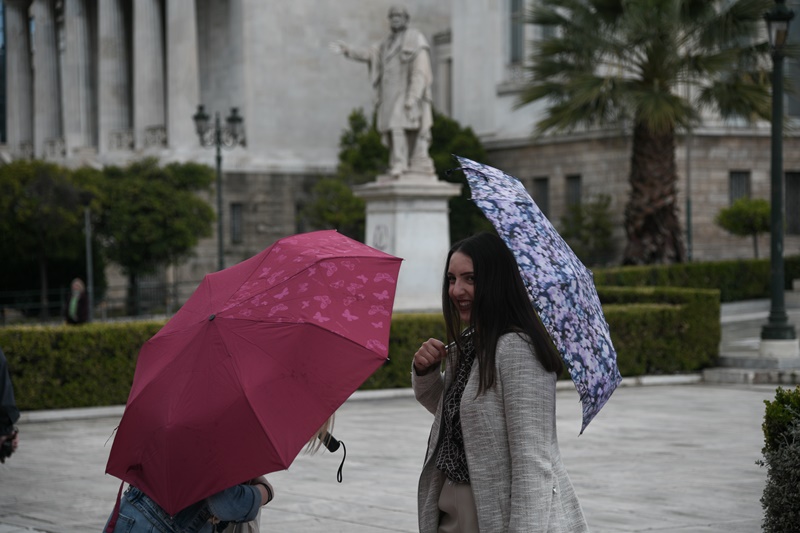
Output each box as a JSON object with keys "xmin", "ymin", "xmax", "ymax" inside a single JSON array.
[
  {"xmin": 0, "ymin": 0, "xmax": 450, "ymax": 298},
  {"xmin": 3, "ymin": 0, "xmax": 800, "ymax": 305},
  {"xmin": 447, "ymin": 0, "xmax": 800, "ymax": 263}
]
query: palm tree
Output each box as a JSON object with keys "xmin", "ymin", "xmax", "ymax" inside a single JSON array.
[{"xmin": 519, "ymin": 0, "xmax": 773, "ymax": 264}]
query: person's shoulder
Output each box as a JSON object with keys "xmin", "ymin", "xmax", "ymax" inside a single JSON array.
[{"xmin": 497, "ymin": 331, "xmax": 533, "ymax": 354}]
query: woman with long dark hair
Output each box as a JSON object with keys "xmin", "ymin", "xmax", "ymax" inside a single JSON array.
[{"xmin": 412, "ymin": 232, "xmax": 588, "ymax": 532}]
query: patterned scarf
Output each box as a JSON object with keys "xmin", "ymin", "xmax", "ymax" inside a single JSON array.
[{"xmin": 435, "ymin": 329, "xmax": 475, "ymax": 483}]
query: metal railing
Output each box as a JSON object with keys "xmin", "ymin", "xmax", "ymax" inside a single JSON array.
[{"xmin": 0, "ymin": 280, "xmax": 202, "ymax": 326}]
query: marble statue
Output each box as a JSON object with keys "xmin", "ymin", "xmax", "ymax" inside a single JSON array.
[{"xmin": 331, "ymin": 5, "xmax": 435, "ymax": 179}]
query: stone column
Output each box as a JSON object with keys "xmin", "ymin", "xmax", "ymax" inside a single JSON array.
[
  {"xmin": 97, "ymin": 0, "xmax": 131, "ymax": 153},
  {"xmin": 166, "ymin": 0, "xmax": 201, "ymax": 151},
  {"xmin": 31, "ymin": 0, "xmax": 62, "ymax": 158},
  {"xmin": 5, "ymin": 0, "xmax": 34, "ymax": 158},
  {"xmin": 355, "ymin": 177, "xmax": 462, "ymax": 312},
  {"xmin": 133, "ymin": 0, "xmax": 166, "ymax": 149},
  {"xmin": 62, "ymin": 0, "xmax": 95, "ymax": 154}
]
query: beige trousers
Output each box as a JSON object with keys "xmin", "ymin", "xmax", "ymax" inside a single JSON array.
[{"xmin": 437, "ymin": 479, "xmax": 479, "ymax": 533}]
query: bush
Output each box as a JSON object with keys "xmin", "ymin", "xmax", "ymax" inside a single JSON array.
[
  {"xmin": 361, "ymin": 313, "xmax": 446, "ymax": 390},
  {"xmin": 0, "ymin": 287, "xmax": 720, "ymax": 410},
  {"xmin": 598, "ymin": 286, "xmax": 720, "ymax": 373},
  {"xmin": 715, "ymin": 197, "xmax": 770, "ymax": 259},
  {"xmin": 594, "ymin": 255, "xmax": 800, "ymax": 302},
  {"xmin": 762, "ymin": 386, "xmax": 800, "ymax": 453},
  {"xmin": 759, "ymin": 386, "xmax": 800, "ymax": 532},
  {"xmin": 0, "ymin": 321, "xmax": 164, "ymax": 410}
]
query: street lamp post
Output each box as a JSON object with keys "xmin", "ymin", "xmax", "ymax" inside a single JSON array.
[
  {"xmin": 192, "ymin": 105, "xmax": 245, "ymax": 271},
  {"xmin": 761, "ymin": 0, "xmax": 799, "ymax": 358}
]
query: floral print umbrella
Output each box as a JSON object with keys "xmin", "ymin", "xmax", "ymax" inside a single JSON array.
[{"xmin": 457, "ymin": 156, "xmax": 621, "ymax": 433}]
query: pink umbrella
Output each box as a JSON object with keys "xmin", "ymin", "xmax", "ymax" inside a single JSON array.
[{"xmin": 105, "ymin": 230, "xmax": 402, "ymax": 515}]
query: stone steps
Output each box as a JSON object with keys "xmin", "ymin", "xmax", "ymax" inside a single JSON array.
[{"xmin": 707, "ymin": 292, "xmax": 800, "ymax": 384}]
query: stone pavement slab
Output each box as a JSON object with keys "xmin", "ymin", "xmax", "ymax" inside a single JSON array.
[{"xmin": 0, "ymin": 383, "xmax": 780, "ymax": 532}]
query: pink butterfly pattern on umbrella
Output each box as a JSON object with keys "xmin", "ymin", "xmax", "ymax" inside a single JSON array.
[{"xmin": 106, "ymin": 230, "xmax": 403, "ymax": 515}]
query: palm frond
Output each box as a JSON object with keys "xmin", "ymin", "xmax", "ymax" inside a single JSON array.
[{"xmin": 521, "ymin": 0, "xmax": 774, "ymax": 135}]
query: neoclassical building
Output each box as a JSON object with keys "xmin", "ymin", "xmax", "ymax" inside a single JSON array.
[
  {"xmin": 2, "ymin": 0, "xmax": 800, "ymax": 302},
  {"xmin": 0, "ymin": 0, "xmax": 450, "ymax": 296}
]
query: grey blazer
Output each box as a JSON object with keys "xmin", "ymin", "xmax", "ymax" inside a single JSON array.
[{"xmin": 412, "ymin": 332, "xmax": 589, "ymax": 533}]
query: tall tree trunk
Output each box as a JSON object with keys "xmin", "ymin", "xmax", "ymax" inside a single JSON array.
[{"xmin": 623, "ymin": 122, "xmax": 686, "ymax": 264}]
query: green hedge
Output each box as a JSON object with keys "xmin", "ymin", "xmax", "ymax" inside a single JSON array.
[
  {"xmin": 0, "ymin": 321, "xmax": 164, "ymax": 410},
  {"xmin": 1, "ymin": 286, "xmax": 719, "ymax": 411},
  {"xmin": 361, "ymin": 313, "xmax": 446, "ymax": 390},
  {"xmin": 594, "ymin": 255, "xmax": 800, "ymax": 302},
  {"xmin": 598, "ymin": 286, "xmax": 720, "ymax": 374},
  {"xmin": 759, "ymin": 386, "xmax": 800, "ymax": 531}
]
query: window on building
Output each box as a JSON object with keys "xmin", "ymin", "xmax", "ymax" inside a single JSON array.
[
  {"xmin": 231, "ymin": 202, "xmax": 243, "ymax": 244},
  {"xmin": 729, "ymin": 170, "xmax": 751, "ymax": 204},
  {"xmin": 787, "ymin": 172, "xmax": 800, "ymax": 235},
  {"xmin": 566, "ymin": 174, "xmax": 582, "ymax": 207},
  {"xmin": 532, "ymin": 176, "xmax": 549, "ymax": 217},
  {"xmin": 510, "ymin": 0, "xmax": 524, "ymax": 65}
]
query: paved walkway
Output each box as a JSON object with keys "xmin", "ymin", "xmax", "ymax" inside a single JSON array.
[{"xmin": 0, "ymin": 382, "xmax": 779, "ymax": 533}]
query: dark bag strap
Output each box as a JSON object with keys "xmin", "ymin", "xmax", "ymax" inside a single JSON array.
[{"xmin": 104, "ymin": 481, "xmax": 125, "ymax": 533}]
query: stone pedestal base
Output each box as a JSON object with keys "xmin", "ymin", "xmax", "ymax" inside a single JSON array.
[
  {"xmin": 355, "ymin": 176, "xmax": 462, "ymax": 312},
  {"xmin": 759, "ymin": 338, "xmax": 800, "ymax": 359}
]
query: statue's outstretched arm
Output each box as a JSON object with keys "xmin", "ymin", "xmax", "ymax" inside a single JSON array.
[{"xmin": 329, "ymin": 40, "xmax": 373, "ymax": 64}]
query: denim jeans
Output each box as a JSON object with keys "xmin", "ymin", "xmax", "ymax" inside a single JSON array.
[{"xmin": 104, "ymin": 484, "xmax": 260, "ymax": 533}]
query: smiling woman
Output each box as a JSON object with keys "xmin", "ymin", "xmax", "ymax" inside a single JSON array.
[
  {"xmin": 446, "ymin": 251, "xmax": 474, "ymax": 323},
  {"xmin": 410, "ymin": 232, "xmax": 587, "ymax": 532}
]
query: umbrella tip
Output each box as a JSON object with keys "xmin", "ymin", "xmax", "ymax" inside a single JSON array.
[
  {"xmin": 444, "ymin": 166, "xmax": 462, "ymax": 177},
  {"xmin": 208, "ymin": 314, "xmax": 215, "ymax": 321}
]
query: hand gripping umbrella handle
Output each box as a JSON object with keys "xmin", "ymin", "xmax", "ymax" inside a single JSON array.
[{"xmin": 319, "ymin": 432, "xmax": 346, "ymax": 483}]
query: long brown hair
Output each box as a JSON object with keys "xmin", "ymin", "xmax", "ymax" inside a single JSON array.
[{"xmin": 442, "ymin": 232, "xmax": 563, "ymax": 393}]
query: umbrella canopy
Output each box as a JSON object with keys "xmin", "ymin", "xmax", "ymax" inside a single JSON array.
[
  {"xmin": 106, "ymin": 230, "xmax": 402, "ymax": 515},
  {"xmin": 456, "ymin": 156, "xmax": 621, "ymax": 433}
]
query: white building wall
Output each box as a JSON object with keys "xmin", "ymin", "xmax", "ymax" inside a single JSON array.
[
  {"xmin": 450, "ymin": 0, "xmax": 548, "ymax": 143},
  {"xmin": 234, "ymin": 0, "xmax": 449, "ymax": 173}
]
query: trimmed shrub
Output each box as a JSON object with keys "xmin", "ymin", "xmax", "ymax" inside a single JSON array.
[
  {"xmin": 361, "ymin": 313, "xmax": 446, "ymax": 390},
  {"xmin": 598, "ymin": 286, "xmax": 720, "ymax": 373},
  {"xmin": 762, "ymin": 386, "xmax": 800, "ymax": 453},
  {"xmin": 0, "ymin": 286, "xmax": 720, "ymax": 410},
  {"xmin": 715, "ymin": 197, "xmax": 770, "ymax": 259},
  {"xmin": 0, "ymin": 321, "xmax": 164, "ymax": 410},
  {"xmin": 594, "ymin": 255, "xmax": 800, "ymax": 302},
  {"xmin": 759, "ymin": 386, "xmax": 800, "ymax": 532}
]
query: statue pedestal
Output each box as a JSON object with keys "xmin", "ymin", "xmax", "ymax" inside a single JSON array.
[{"xmin": 355, "ymin": 175, "xmax": 462, "ymax": 313}]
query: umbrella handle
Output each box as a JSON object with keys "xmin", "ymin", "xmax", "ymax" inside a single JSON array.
[
  {"xmin": 319, "ymin": 432, "xmax": 346, "ymax": 483},
  {"xmin": 320, "ymin": 431, "xmax": 340, "ymax": 452}
]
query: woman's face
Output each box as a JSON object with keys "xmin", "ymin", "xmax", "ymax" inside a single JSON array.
[{"xmin": 447, "ymin": 251, "xmax": 475, "ymax": 323}]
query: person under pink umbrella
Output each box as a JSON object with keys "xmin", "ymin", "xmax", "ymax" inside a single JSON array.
[{"xmin": 103, "ymin": 418, "xmax": 334, "ymax": 533}]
